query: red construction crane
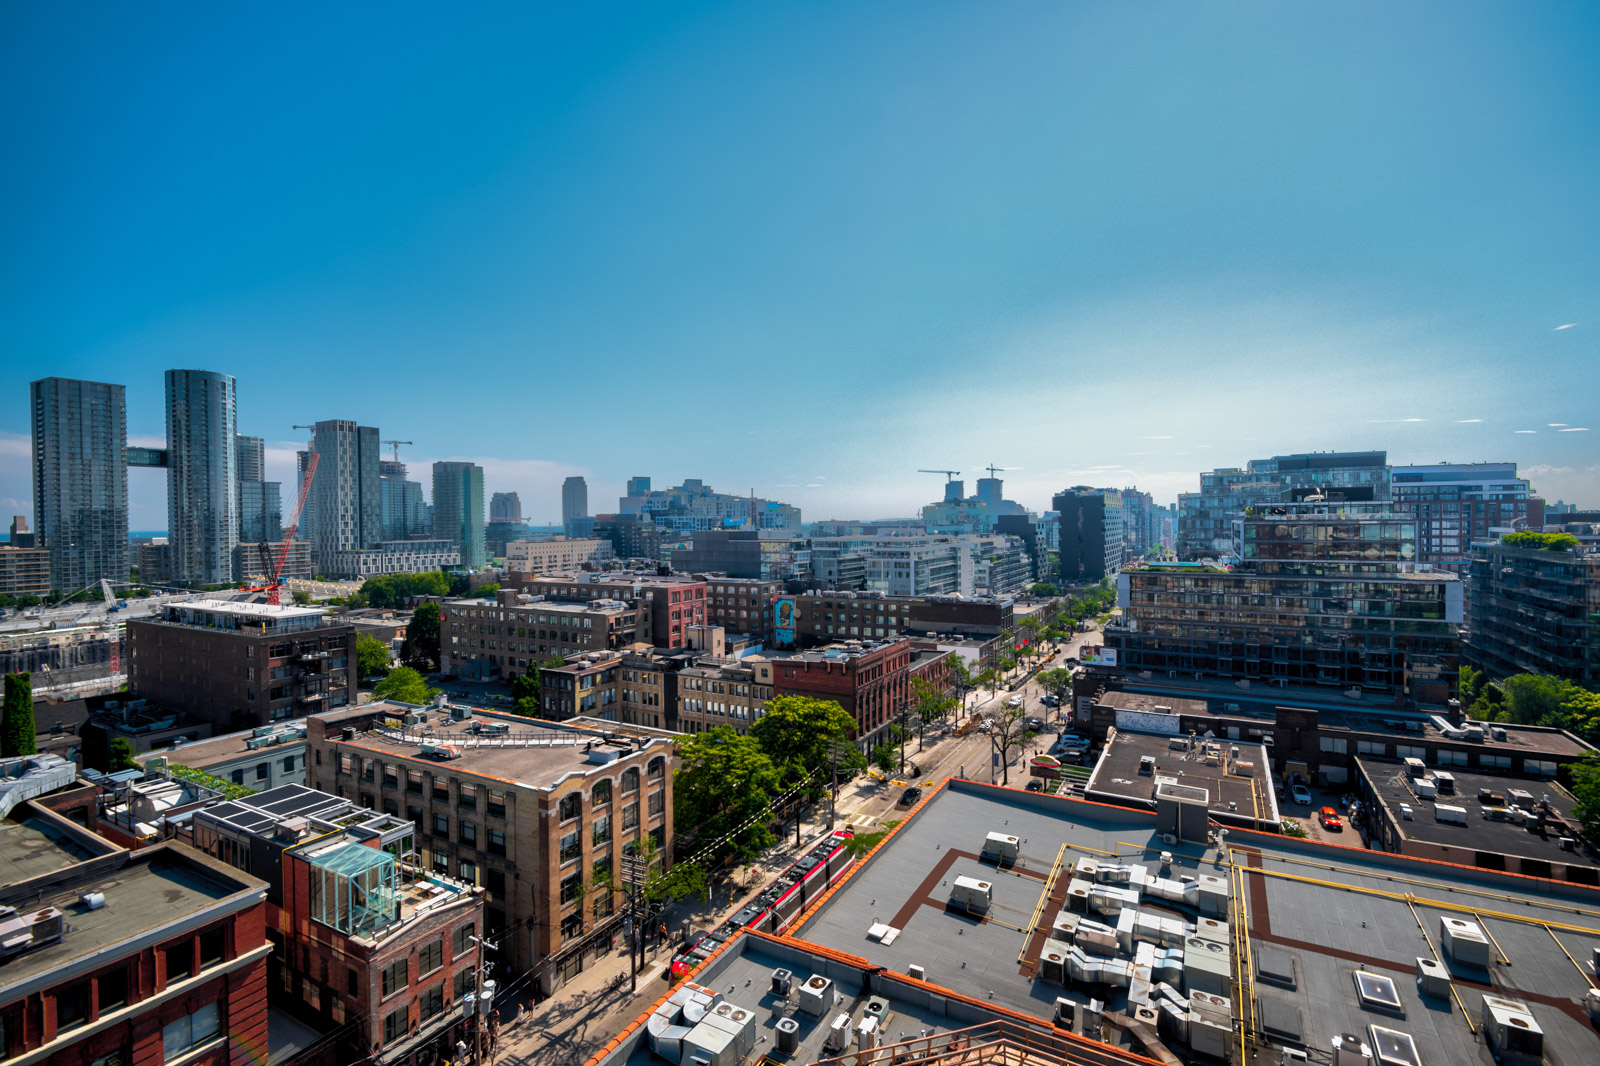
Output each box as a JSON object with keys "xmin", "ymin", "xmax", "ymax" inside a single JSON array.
[{"xmin": 240, "ymin": 452, "xmax": 319, "ymax": 605}]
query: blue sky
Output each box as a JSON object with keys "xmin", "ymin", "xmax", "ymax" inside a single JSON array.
[{"xmin": 2, "ymin": 1, "xmax": 1597, "ymax": 529}]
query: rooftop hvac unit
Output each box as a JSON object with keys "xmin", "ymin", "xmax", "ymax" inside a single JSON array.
[
  {"xmin": 774, "ymin": 1018, "xmax": 799, "ymax": 1055},
  {"xmin": 907, "ymin": 964, "xmax": 926, "ymax": 982},
  {"xmin": 450, "ymin": 705, "xmax": 473, "ymax": 720},
  {"xmin": 1480, "ymin": 995, "xmax": 1543, "ymax": 1064},
  {"xmin": 770, "ymin": 968, "xmax": 792, "ymax": 996},
  {"xmin": 1440, "ymin": 917, "xmax": 1491, "ymax": 968},
  {"xmin": 1415, "ymin": 956, "xmax": 1451, "ymax": 998},
  {"xmin": 797, "ymin": 975, "xmax": 837, "ymax": 1017},
  {"xmin": 855, "ymin": 1014, "xmax": 881, "ymax": 1050},
  {"xmin": 1282, "ymin": 1050, "xmax": 1308, "ymax": 1066},
  {"xmin": 1054, "ymin": 997, "xmax": 1076, "ymax": 1029},
  {"xmin": 823, "ymin": 1013, "xmax": 851, "ymax": 1053}
]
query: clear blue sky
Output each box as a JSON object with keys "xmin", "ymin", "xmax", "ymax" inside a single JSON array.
[{"xmin": 3, "ymin": 2, "xmax": 1597, "ymax": 529}]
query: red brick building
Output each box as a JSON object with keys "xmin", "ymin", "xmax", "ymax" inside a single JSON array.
[
  {"xmin": 511, "ymin": 572, "xmax": 707, "ymax": 648},
  {"xmin": 772, "ymin": 639, "xmax": 912, "ymax": 744},
  {"xmin": 0, "ymin": 800, "xmax": 269, "ymax": 1066}
]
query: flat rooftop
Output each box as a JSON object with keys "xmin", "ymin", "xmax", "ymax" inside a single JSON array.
[
  {"xmin": 785, "ymin": 779, "xmax": 1600, "ymax": 1066},
  {"xmin": 331, "ymin": 710, "xmax": 670, "ymax": 789},
  {"xmin": 1326, "ymin": 712, "xmax": 1590, "ymax": 758},
  {"xmin": 167, "ymin": 598, "xmax": 327, "ymax": 619},
  {"xmin": 1086, "ymin": 731, "xmax": 1280, "ymax": 829},
  {"xmin": 0, "ymin": 810, "xmax": 107, "ymax": 885},
  {"xmin": 1094, "ymin": 690, "xmax": 1211, "ymax": 717},
  {"xmin": 783, "ymin": 640, "xmax": 905, "ymax": 663},
  {"xmin": 135, "ymin": 722, "xmax": 307, "ymax": 770},
  {"xmin": 1356, "ymin": 758, "xmax": 1593, "ymax": 867},
  {"xmin": 0, "ymin": 849, "xmax": 260, "ymax": 990}
]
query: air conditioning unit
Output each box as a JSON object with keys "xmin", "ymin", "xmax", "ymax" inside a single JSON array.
[
  {"xmin": 770, "ymin": 968, "xmax": 792, "ymax": 996},
  {"xmin": 774, "ymin": 1018, "xmax": 799, "ymax": 1055},
  {"xmin": 797, "ymin": 975, "xmax": 836, "ymax": 1017}
]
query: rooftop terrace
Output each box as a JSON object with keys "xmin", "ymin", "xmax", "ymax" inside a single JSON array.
[{"xmin": 1086, "ymin": 731, "xmax": 1280, "ymax": 831}]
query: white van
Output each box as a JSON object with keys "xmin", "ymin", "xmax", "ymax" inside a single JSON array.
[{"xmin": 1005, "ymin": 695, "xmax": 1023, "ymax": 709}]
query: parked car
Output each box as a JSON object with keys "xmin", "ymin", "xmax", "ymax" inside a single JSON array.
[
  {"xmin": 900, "ymin": 787, "xmax": 923, "ymax": 805},
  {"xmin": 1005, "ymin": 695, "xmax": 1024, "ymax": 709},
  {"xmin": 1290, "ymin": 784, "xmax": 1312, "ymax": 806},
  {"xmin": 1042, "ymin": 695, "xmax": 1060, "ymax": 707},
  {"xmin": 1024, "ymin": 717, "xmax": 1045, "ymax": 732},
  {"xmin": 1052, "ymin": 734, "xmax": 1090, "ymax": 751},
  {"xmin": 1026, "ymin": 780, "xmax": 1044, "ymax": 792},
  {"xmin": 1318, "ymin": 806, "xmax": 1343, "ymax": 831}
]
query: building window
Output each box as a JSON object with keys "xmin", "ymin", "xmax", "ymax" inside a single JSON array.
[
  {"xmin": 166, "ymin": 942, "xmax": 194, "ymax": 983},
  {"xmin": 560, "ymin": 829, "xmax": 580, "ymax": 863},
  {"xmin": 453, "ymin": 923, "xmax": 475, "ymax": 957},
  {"xmin": 283, "ymin": 755, "xmax": 296, "ymax": 773},
  {"xmin": 1527, "ymin": 759, "xmax": 1557, "ymax": 776},
  {"xmin": 647, "ymin": 757, "xmax": 664, "ymax": 780},
  {"xmin": 455, "ymin": 969, "xmax": 474, "ymax": 1001},
  {"xmin": 55, "ymin": 982, "xmax": 90, "ymax": 1032},
  {"xmin": 460, "ymin": 821, "xmax": 477, "ymax": 847},
  {"xmin": 622, "ymin": 803, "xmax": 639, "ymax": 831},
  {"xmin": 418, "ymin": 939, "xmax": 444, "ymax": 976},
  {"xmin": 433, "ymin": 778, "xmax": 449, "ymax": 802},
  {"xmin": 560, "ymin": 873, "xmax": 581, "ymax": 905},
  {"xmin": 458, "ymin": 789, "xmax": 477, "ymax": 811},
  {"xmin": 407, "ymin": 769, "xmax": 424, "ymax": 794},
  {"xmin": 98, "ymin": 967, "xmax": 128, "ymax": 1012},
  {"xmin": 407, "ymin": 805, "xmax": 422, "ymax": 824},
  {"xmin": 231, "ymin": 769, "xmax": 245, "ymax": 786},
  {"xmin": 162, "ymin": 1002, "xmax": 221, "ymax": 1059},
  {"xmin": 383, "ymin": 1007, "xmax": 407, "ymax": 1044},
  {"xmin": 432, "ymin": 851, "xmax": 450, "ymax": 874},
  {"xmin": 558, "ymin": 792, "xmax": 581, "ymax": 821},
  {"xmin": 648, "ymin": 791, "xmax": 664, "ymax": 817},
  {"xmin": 199, "ymin": 928, "xmax": 225, "ymax": 969},
  {"xmin": 433, "ymin": 813, "xmax": 449, "ymax": 837},
  {"xmin": 488, "ymin": 790, "xmax": 507, "ymax": 818},
  {"xmin": 621, "ymin": 768, "xmax": 639, "ymax": 793},
  {"xmin": 592, "ymin": 779, "xmax": 611, "ymax": 806},
  {"xmin": 592, "ymin": 814, "xmax": 610, "ymax": 846},
  {"xmin": 487, "ymin": 869, "xmax": 506, "ymax": 895},
  {"xmin": 488, "ymin": 829, "xmax": 506, "ymax": 857},
  {"xmin": 381, "ymin": 960, "xmax": 407, "ymax": 998},
  {"xmin": 419, "ymin": 984, "xmax": 444, "ymax": 1022},
  {"xmin": 458, "ymin": 859, "xmax": 476, "ymax": 883}
]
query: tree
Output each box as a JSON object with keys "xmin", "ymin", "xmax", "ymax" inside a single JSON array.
[
  {"xmin": 401, "ymin": 603, "xmax": 441, "ymax": 667},
  {"xmin": 108, "ymin": 737, "xmax": 138, "ymax": 772},
  {"xmin": 673, "ymin": 727, "xmax": 781, "ymax": 867},
  {"xmin": 988, "ymin": 706, "xmax": 1036, "ymax": 786},
  {"xmin": 871, "ymin": 743, "xmax": 897, "ymax": 774},
  {"xmin": 2, "ymin": 672, "xmax": 36, "ymax": 757},
  {"xmin": 360, "ymin": 570, "xmax": 452, "ymax": 608},
  {"xmin": 749, "ymin": 696, "xmax": 863, "ymax": 789},
  {"xmin": 372, "ymin": 666, "xmax": 437, "ymax": 705},
  {"xmin": 356, "ymin": 635, "xmax": 393, "ymax": 679},
  {"xmin": 291, "ymin": 590, "xmax": 313, "ymax": 606},
  {"xmin": 946, "ymin": 656, "xmax": 977, "ymax": 714},
  {"xmin": 910, "ymin": 677, "xmax": 957, "ymax": 749},
  {"xmin": 1501, "ymin": 531, "xmax": 1580, "ymax": 552},
  {"xmin": 1029, "ymin": 582, "xmax": 1059, "ymax": 598},
  {"xmin": 1571, "ymin": 753, "xmax": 1600, "ymax": 841}
]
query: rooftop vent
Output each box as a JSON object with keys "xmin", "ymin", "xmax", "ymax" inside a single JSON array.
[{"xmin": 0, "ymin": 905, "xmax": 65, "ymax": 959}]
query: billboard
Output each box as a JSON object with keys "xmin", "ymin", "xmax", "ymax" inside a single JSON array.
[
  {"xmin": 773, "ymin": 596, "xmax": 797, "ymax": 647},
  {"xmin": 1080, "ymin": 646, "xmax": 1117, "ymax": 667}
]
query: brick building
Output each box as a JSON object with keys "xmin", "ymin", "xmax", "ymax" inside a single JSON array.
[
  {"xmin": 0, "ymin": 544, "xmax": 50, "ymax": 598},
  {"xmin": 504, "ymin": 537, "xmax": 615, "ymax": 573},
  {"xmin": 0, "ymin": 795, "xmax": 269, "ymax": 1066},
  {"xmin": 792, "ymin": 590, "xmax": 1015, "ymax": 645},
  {"xmin": 304, "ymin": 704, "xmax": 674, "ymax": 993},
  {"xmin": 128, "ymin": 599, "xmax": 358, "ymax": 730},
  {"xmin": 700, "ymin": 576, "xmax": 782, "ymax": 641},
  {"xmin": 511, "ymin": 572, "xmax": 707, "ymax": 648},
  {"xmin": 675, "ymin": 656, "xmax": 776, "ymax": 735},
  {"xmin": 439, "ymin": 592, "xmax": 647, "ymax": 680},
  {"xmin": 772, "ymin": 640, "xmax": 912, "ymax": 745},
  {"xmin": 192, "ymin": 784, "xmax": 484, "ymax": 1066}
]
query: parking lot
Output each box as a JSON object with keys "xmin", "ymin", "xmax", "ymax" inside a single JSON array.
[{"xmin": 1282, "ymin": 781, "xmax": 1369, "ymax": 847}]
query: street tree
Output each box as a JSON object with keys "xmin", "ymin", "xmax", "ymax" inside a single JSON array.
[
  {"xmin": 673, "ymin": 727, "xmax": 781, "ymax": 867},
  {"xmin": 988, "ymin": 706, "xmax": 1037, "ymax": 787},
  {"xmin": 401, "ymin": 603, "xmax": 442, "ymax": 667},
  {"xmin": 1029, "ymin": 582, "xmax": 1059, "ymax": 597},
  {"xmin": 1571, "ymin": 752, "xmax": 1600, "ymax": 841},
  {"xmin": 356, "ymin": 634, "xmax": 392, "ymax": 679},
  {"xmin": 1, "ymin": 672, "xmax": 36, "ymax": 758},
  {"xmin": 910, "ymin": 677, "xmax": 957, "ymax": 748},
  {"xmin": 749, "ymin": 696, "xmax": 863, "ymax": 789},
  {"xmin": 109, "ymin": 737, "xmax": 139, "ymax": 772},
  {"xmin": 945, "ymin": 656, "xmax": 978, "ymax": 714},
  {"xmin": 871, "ymin": 743, "xmax": 897, "ymax": 774},
  {"xmin": 372, "ymin": 667, "xmax": 436, "ymax": 705}
]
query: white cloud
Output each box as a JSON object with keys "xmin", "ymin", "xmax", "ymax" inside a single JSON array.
[
  {"xmin": 1559, "ymin": 427, "xmax": 1591, "ymax": 433},
  {"xmin": 1524, "ymin": 465, "xmax": 1574, "ymax": 477},
  {"xmin": 1455, "ymin": 418, "xmax": 1483, "ymax": 423},
  {"xmin": 1554, "ymin": 323, "xmax": 1578, "ymax": 330},
  {"xmin": 1367, "ymin": 418, "xmax": 1427, "ymax": 423},
  {"xmin": 1515, "ymin": 430, "xmax": 1537, "ymax": 434},
  {"xmin": 1548, "ymin": 423, "xmax": 1567, "ymax": 427}
]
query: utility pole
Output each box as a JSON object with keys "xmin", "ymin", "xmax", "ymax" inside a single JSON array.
[
  {"xmin": 621, "ymin": 851, "xmax": 653, "ymax": 995},
  {"xmin": 468, "ymin": 934, "xmax": 498, "ymax": 1066},
  {"xmin": 825, "ymin": 737, "xmax": 850, "ymax": 830}
]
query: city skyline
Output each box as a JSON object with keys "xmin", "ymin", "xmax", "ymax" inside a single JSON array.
[{"xmin": 2, "ymin": 3, "xmax": 1597, "ymax": 527}]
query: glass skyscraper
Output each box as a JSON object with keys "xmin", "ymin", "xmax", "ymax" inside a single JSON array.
[
  {"xmin": 166, "ymin": 369, "xmax": 238, "ymax": 585},
  {"xmin": 433, "ymin": 462, "xmax": 485, "ymax": 569},
  {"xmin": 30, "ymin": 377, "xmax": 129, "ymax": 593}
]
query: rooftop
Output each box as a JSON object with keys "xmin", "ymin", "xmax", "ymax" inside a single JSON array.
[
  {"xmin": 322, "ymin": 708, "xmax": 671, "ymax": 789},
  {"xmin": 134, "ymin": 721, "xmax": 307, "ymax": 771},
  {"xmin": 782, "ymin": 640, "xmax": 907, "ymax": 664},
  {"xmin": 780, "ymin": 778, "xmax": 1600, "ymax": 1066},
  {"xmin": 164, "ymin": 598, "xmax": 327, "ymax": 620},
  {"xmin": 0, "ymin": 809, "xmax": 111, "ymax": 885},
  {"xmin": 1085, "ymin": 730, "xmax": 1280, "ymax": 830},
  {"xmin": 1356, "ymin": 758, "xmax": 1593, "ymax": 867},
  {"xmin": 1094, "ymin": 690, "xmax": 1212, "ymax": 717},
  {"xmin": 0, "ymin": 846, "xmax": 264, "ymax": 994}
]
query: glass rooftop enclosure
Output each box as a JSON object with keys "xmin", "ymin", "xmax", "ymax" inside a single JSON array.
[{"xmin": 299, "ymin": 836, "xmax": 400, "ymax": 937}]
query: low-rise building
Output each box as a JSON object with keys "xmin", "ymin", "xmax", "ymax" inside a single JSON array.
[
  {"xmin": 538, "ymin": 651, "xmax": 625, "ymax": 721},
  {"xmin": 700, "ymin": 576, "xmax": 782, "ymax": 641},
  {"xmin": 0, "ymin": 776, "xmax": 270, "ymax": 1066},
  {"xmin": 504, "ymin": 537, "xmax": 615, "ymax": 573},
  {"xmin": 1355, "ymin": 757, "xmax": 1597, "ymax": 885},
  {"xmin": 772, "ymin": 639, "xmax": 911, "ymax": 745},
  {"xmin": 1084, "ymin": 728, "xmax": 1281, "ymax": 832},
  {"xmin": 129, "ymin": 599, "xmax": 358, "ymax": 730},
  {"xmin": 1, "ymin": 623, "xmax": 125, "ymax": 697},
  {"xmin": 304, "ymin": 703, "xmax": 675, "ymax": 992},
  {"xmin": 439, "ymin": 594, "xmax": 648, "ymax": 681},
  {"xmin": 134, "ymin": 720, "xmax": 309, "ymax": 792},
  {"xmin": 512, "ymin": 572, "xmax": 707, "ymax": 648},
  {"xmin": 675, "ymin": 656, "xmax": 776, "ymax": 735},
  {"xmin": 795, "ymin": 589, "xmax": 1016, "ymax": 644},
  {"xmin": 234, "ymin": 540, "xmax": 313, "ymax": 584},
  {"xmin": 324, "ymin": 539, "xmax": 463, "ymax": 580},
  {"xmin": 192, "ymin": 784, "xmax": 485, "ymax": 1065}
]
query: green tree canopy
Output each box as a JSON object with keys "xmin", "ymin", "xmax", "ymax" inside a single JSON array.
[
  {"xmin": 2, "ymin": 672, "xmax": 37, "ymax": 757},
  {"xmin": 356, "ymin": 634, "xmax": 393, "ymax": 679},
  {"xmin": 401, "ymin": 603, "xmax": 442, "ymax": 667},
  {"xmin": 1464, "ymin": 672, "xmax": 1600, "ymax": 745},
  {"xmin": 1570, "ymin": 753, "xmax": 1600, "ymax": 840},
  {"xmin": 673, "ymin": 727, "xmax": 781, "ymax": 867},
  {"xmin": 1500, "ymin": 531, "xmax": 1580, "ymax": 552},
  {"xmin": 108, "ymin": 737, "xmax": 138, "ymax": 772},
  {"xmin": 748, "ymin": 696, "xmax": 864, "ymax": 786},
  {"xmin": 372, "ymin": 666, "xmax": 437, "ymax": 705},
  {"xmin": 1029, "ymin": 582, "xmax": 1059, "ymax": 597},
  {"xmin": 360, "ymin": 570, "xmax": 452, "ymax": 608}
]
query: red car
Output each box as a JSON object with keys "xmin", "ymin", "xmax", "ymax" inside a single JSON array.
[{"xmin": 1318, "ymin": 806, "xmax": 1343, "ymax": 831}]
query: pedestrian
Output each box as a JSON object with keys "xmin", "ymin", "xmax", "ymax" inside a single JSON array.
[{"xmin": 516, "ymin": 1003, "xmax": 526, "ymax": 1026}]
